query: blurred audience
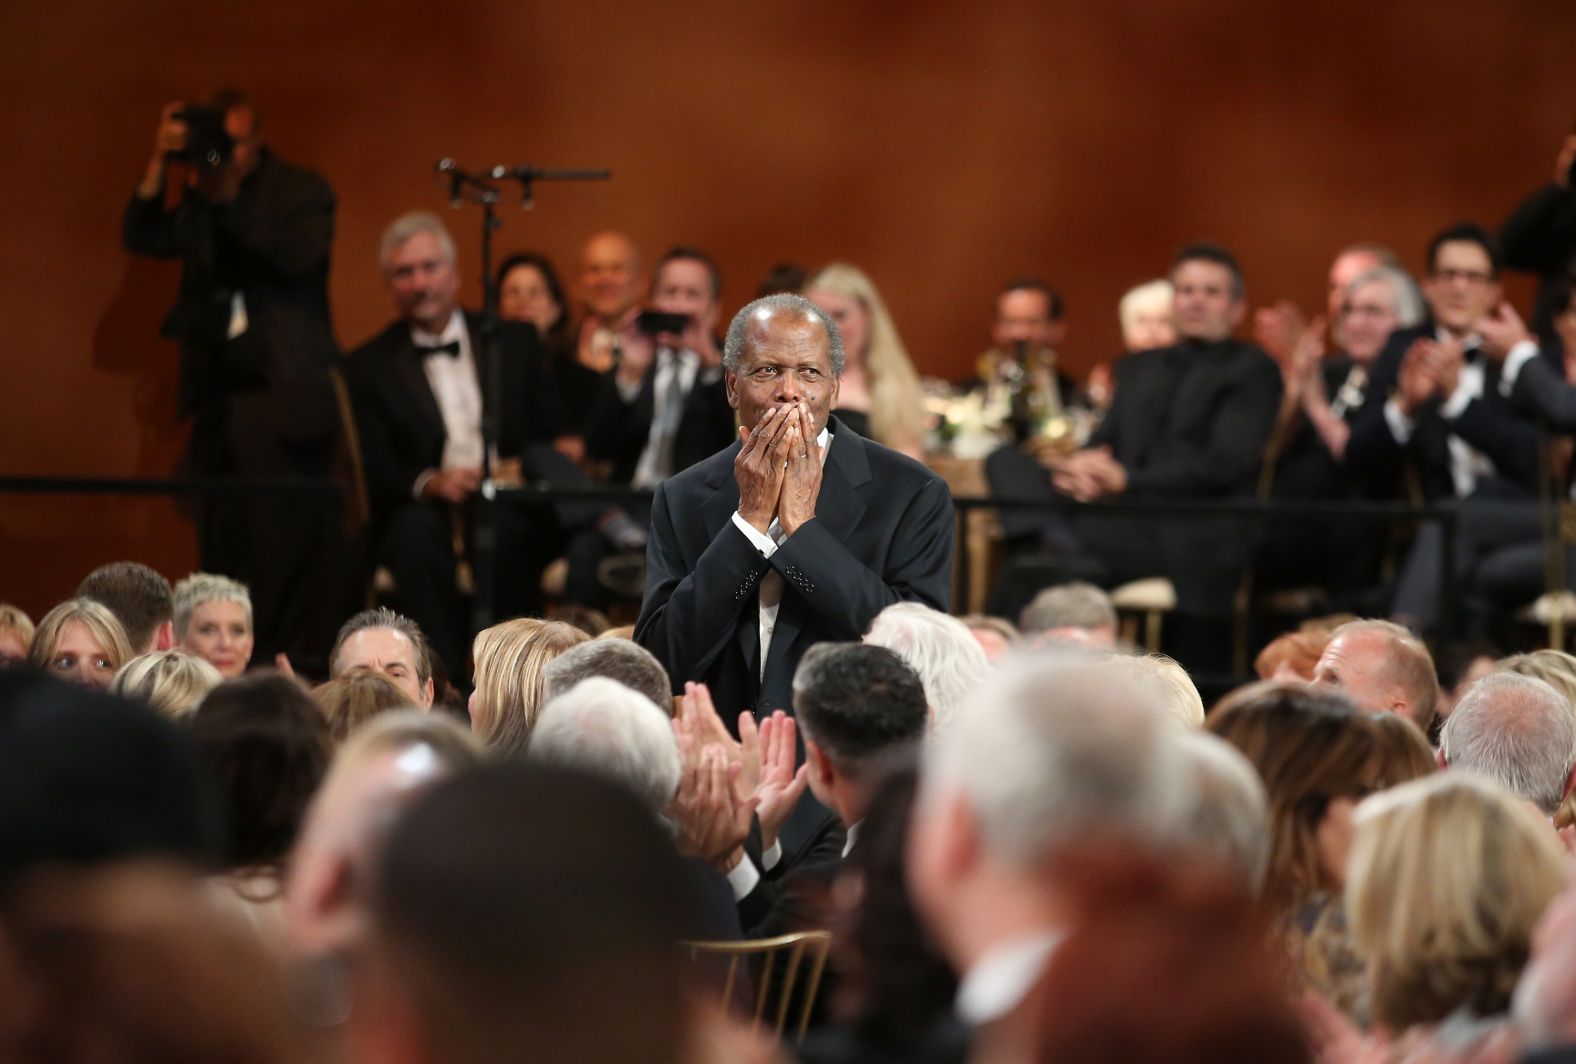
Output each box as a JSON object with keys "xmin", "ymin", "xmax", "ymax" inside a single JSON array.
[
  {"xmin": 1440, "ymin": 672, "xmax": 1576, "ymax": 816},
  {"xmin": 0, "ymin": 603, "xmax": 35, "ymax": 668},
  {"xmin": 542, "ymin": 634, "xmax": 674, "ymax": 715},
  {"xmin": 863, "ymin": 602, "xmax": 991, "ymax": 733},
  {"xmin": 27, "ymin": 597, "xmax": 133, "ymax": 690},
  {"xmin": 468, "ymin": 617, "xmax": 589, "ymax": 755},
  {"xmin": 574, "ymin": 229, "xmax": 645, "ymax": 372},
  {"xmin": 312, "ymin": 667, "xmax": 414, "ymax": 741},
  {"xmin": 958, "ymin": 613, "xmax": 1019, "ymax": 663},
  {"xmin": 1311, "ymin": 618, "xmax": 1438, "ymax": 733},
  {"xmin": 1017, "ymin": 581, "xmax": 1117, "ymax": 648},
  {"xmin": 76, "ymin": 560, "xmax": 175, "ymax": 655},
  {"xmin": 328, "ymin": 607, "xmax": 435, "ymax": 708}
]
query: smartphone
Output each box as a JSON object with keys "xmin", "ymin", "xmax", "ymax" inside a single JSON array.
[{"xmin": 636, "ymin": 309, "xmax": 689, "ymax": 336}]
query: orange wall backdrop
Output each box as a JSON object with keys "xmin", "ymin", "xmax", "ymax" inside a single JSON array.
[{"xmin": 2, "ymin": 0, "xmax": 1573, "ymax": 615}]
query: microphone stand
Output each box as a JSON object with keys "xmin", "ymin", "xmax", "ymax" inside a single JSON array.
[{"xmin": 433, "ymin": 159, "xmax": 611, "ymax": 638}]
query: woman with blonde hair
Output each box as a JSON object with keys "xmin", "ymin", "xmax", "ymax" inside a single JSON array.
[
  {"xmin": 469, "ymin": 618, "xmax": 590, "ymax": 756},
  {"xmin": 111, "ymin": 649, "xmax": 223, "ymax": 717},
  {"xmin": 27, "ymin": 598, "xmax": 133, "ymax": 690},
  {"xmin": 173, "ymin": 573, "xmax": 255, "ymax": 679},
  {"xmin": 312, "ymin": 668, "xmax": 415, "ymax": 742},
  {"xmin": 0, "ymin": 603, "xmax": 35, "ymax": 668},
  {"xmin": 1347, "ymin": 773, "xmax": 1567, "ymax": 1034},
  {"xmin": 804, "ymin": 263, "xmax": 928, "ymax": 458}
]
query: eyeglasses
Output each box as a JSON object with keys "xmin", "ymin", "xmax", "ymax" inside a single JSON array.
[{"xmin": 1431, "ymin": 268, "xmax": 1495, "ymax": 286}]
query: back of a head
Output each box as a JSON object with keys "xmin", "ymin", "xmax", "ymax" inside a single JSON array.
[
  {"xmin": 1328, "ymin": 619, "xmax": 1439, "ymax": 731},
  {"xmin": 110, "ymin": 650, "xmax": 223, "ymax": 718},
  {"xmin": 1174, "ymin": 731, "xmax": 1270, "ymax": 892},
  {"xmin": 1254, "ymin": 630, "xmax": 1329, "ymax": 682},
  {"xmin": 1019, "ymin": 582, "xmax": 1117, "ymax": 639},
  {"xmin": 1115, "ymin": 654, "xmax": 1205, "ymax": 729},
  {"xmin": 1347, "ymin": 773, "xmax": 1567, "ymax": 1030},
  {"xmin": 471, "ymin": 618, "xmax": 590, "ymax": 755},
  {"xmin": 863, "ymin": 603, "xmax": 990, "ymax": 733},
  {"xmin": 313, "ymin": 667, "xmax": 415, "ymax": 742},
  {"xmin": 0, "ymin": 673, "xmax": 222, "ymax": 885},
  {"xmin": 543, "ymin": 638, "xmax": 673, "ymax": 716},
  {"xmin": 1442, "ymin": 672, "xmax": 1576, "ymax": 815},
  {"xmin": 77, "ymin": 561, "xmax": 173, "ymax": 653},
  {"xmin": 923, "ymin": 653, "xmax": 1194, "ymax": 867},
  {"xmin": 1368, "ymin": 712, "xmax": 1438, "ymax": 787},
  {"xmin": 367, "ymin": 762, "xmax": 692, "ymax": 1064},
  {"xmin": 1029, "ymin": 845, "xmax": 1310, "ymax": 1064},
  {"xmin": 530, "ymin": 677, "xmax": 681, "ymax": 814},
  {"xmin": 1494, "ymin": 649, "xmax": 1576, "ymax": 712},
  {"xmin": 793, "ymin": 643, "xmax": 929, "ymax": 774},
  {"xmin": 1206, "ymin": 682, "xmax": 1378, "ymax": 910},
  {"xmin": 187, "ymin": 673, "xmax": 332, "ymax": 870}
]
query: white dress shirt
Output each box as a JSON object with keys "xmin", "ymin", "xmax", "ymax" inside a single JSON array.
[
  {"xmin": 730, "ymin": 426, "xmax": 833, "ymax": 679},
  {"xmin": 411, "ymin": 310, "xmax": 484, "ymax": 496},
  {"xmin": 1497, "ymin": 338, "xmax": 1544, "ymax": 397},
  {"xmin": 629, "ymin": 347, "xmax": 701, "ymax": 488},
  {"xmin": 955, "ymin": 930, "xmax": 1064, "ymax": 1027}
]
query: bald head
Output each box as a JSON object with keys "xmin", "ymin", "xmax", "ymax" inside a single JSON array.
[
  {"xmin": 577, "ymin": 230, "xmax": 643, "ymax": 323},
  {"xmin": 1312, "ymin": 620, "xmax": 1438, "ymax": 732}
]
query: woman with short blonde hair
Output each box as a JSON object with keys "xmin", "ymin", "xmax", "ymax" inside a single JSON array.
[
  {"xmin": 1347, "ymin": 773, "xmax": 1567, "ymax": 1032},
  {"xmin": 804, "ymin": 263, "xmax": 928, "ymax": 457},
  {"xmin": 469, "ymin": 618, "xmax": 590, "ymax": 756},
  {"xmin": 172, "ymin": 573, "xmax": 255, "ymax": 679},
  {"xmin": 27, "ymin": 598, "xmax": 133, "ymax": 690},
  {"xmin": 111, "ymin": 649, "xmax": 223, "ymax": 717}
]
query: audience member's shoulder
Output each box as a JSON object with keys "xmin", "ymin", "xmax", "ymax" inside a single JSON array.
[{"xmin": 346, "ymin": 321, "xmax": 409, "ymax": 365}]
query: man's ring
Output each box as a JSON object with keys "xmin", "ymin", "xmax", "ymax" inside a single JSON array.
[{"xmin": 799, "ymin": 452, "xmax": 809, "ymax": 459}]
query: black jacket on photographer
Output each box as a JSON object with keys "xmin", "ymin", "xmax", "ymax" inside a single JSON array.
[{"xmin": 121, "ymin": 147, "xmax": 340, "ymax": 470}]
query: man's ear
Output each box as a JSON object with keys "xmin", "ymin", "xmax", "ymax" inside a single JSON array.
[
  {"xmin": 805, "ymin": 739, "xmax": 835, "ymax": 789},
  {"xmin": 154, "ymin": 621, "xmax": 175, "ymax": 651},
  {"xmin": 724, "ymin": 371, "xmax": 739, "ymax": 411},
  {"xmin": 1563, "ymin": 758, "xmax": 1576, "ymax": 803},
  {"xmin": 1436, "ymin": 745, "xmax": 1449, "ymax": 770},
  {"xmin": 421, "ymin": 677, "xmax": 435, "ymax": 710}
]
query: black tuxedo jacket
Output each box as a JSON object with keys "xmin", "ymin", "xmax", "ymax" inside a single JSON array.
[
  {"xmin": 1509, "ymin": 352, "xmax": 1576, "ymax": 432},
  {"xmin": 634, "ymin": 418, "xmax": 953, "ymax": 716},
  {"xmin": 121, "ymin": 149, "xmax": 338, "ymax": 437},
  {"xmin": 584, "ymin": 354, "xmax": 737, "ymax": 484},
  {"xmin": 1346, "ymin": 325, "xmax": 1540, "ymax": 500},
  {"xmin": 344, "ymin": 313, "xmax": 557, "ymax": 525}
]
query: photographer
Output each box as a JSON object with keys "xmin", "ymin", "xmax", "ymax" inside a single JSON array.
[
  {"xmin": 122, "ymin": 90, "xmax": 341, "ymax": 666},
  {"xmin": 1501, "ymin": 131, "xmax": 1576, "ymax": 357}
]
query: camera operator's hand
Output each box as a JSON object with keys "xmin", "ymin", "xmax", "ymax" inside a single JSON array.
[
  {"xmin": 615, "ymin": 327, "xmax": 656, "ymax": 389},
  {"xmin": 681, "ymin": 316, "xmax": 722, "ymax": 369},
  {"xmin": 137, "ymin": 101, "xmax": 187, "ymax": 200}
]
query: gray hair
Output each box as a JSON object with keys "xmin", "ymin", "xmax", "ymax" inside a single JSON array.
[
  {"xmin": 1442, "ymin": 672, "xmax": 1576, "ymax": 815},
  {"xmin": 529, "ymin": 677, "xmax": 682, "ymax": 815},
  {"xmin": 171, "ymin": 573, "xmax": 251, "ymax": 639},
  {"xmin": 863, "ymin": 603, "xmax": 991, "ymax": 734},
  {"xmin": 1174, "ymin": 731, "xmax": 1270, "ymax": 891},
  {"xmin": 1019, "ymin": 581, "xmax": 1117, "ymax": 636},
  {"xmin": 379, "ymin": 210, "xmax": 457, "ymax": 271},
  {"xmin": 722, "ymin": 293, "xmax": 845, "ymax": 377},
  {"xmin": 921, "ymin": 652, "xmax": 1197, "ymax": 867},
  {"xmin": 544, "ymin": 639, "xmax": 673, "ymax": 717},
  {"xmin": 330, "ymin": 607, "xmax": 432, "ymax": 687},
  {"xmin": 1347, "ymin": 265, "xmax": 1427, "ymax": 330}
]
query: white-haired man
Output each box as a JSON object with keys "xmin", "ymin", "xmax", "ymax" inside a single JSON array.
[
  {"xmin": 1441, "ymin": 672, "xmax": 1576, "ymax": 816},
  {"xmin": 864, "ymin": 602, "xmax": 991, "ymax": 733},
  {"xmin": 908, "ymin": 654, "xmax": 1196, "ymax": 1050}
]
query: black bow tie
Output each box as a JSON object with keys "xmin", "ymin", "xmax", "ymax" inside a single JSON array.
[
  {"xmin": 1463, "ymin": 345, "xmax": 1483, "ymax": 365},
  {"xmin": 416, "ymin": 340, "xmax": 461, "ymax": 359}
]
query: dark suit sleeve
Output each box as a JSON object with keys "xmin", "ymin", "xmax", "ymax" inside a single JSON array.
[
  {"xmin": 1511, "ymin": 354, "xmax": 1576, "ymax": 431},
  {"xmin": 219, "ymin": 169, "xmax": 335, "ymax": 280},
  {"xmin": 1502, "ymin": 183, "xmax": 1576, "ymax": 275},
  {"xmin": 1122, "ymin": 356, "xmax": 1283, "ymax": 495},
  {"xmin": 583, "ymin": 372, "xmax": 651, "ymax": 466},
  {"xmin": 121, "ymin": 193, "xmax": 187, "ymax": 259},
  {"xmin": 635, "ymin": 481, "xmax": 772, "ymax": 692},
  {"xmin": 769, "ymin": 476, "xmax": 954, "ymax": 638},
  {"xmin": 1344, "ymin": 341, "xmax": 1407, "ymax": 469},
  {"xmin": 1445, "ymin": 395, "xmax": 1542, "ymax": 488},
  {"xmin": 346, "ymin": 356, "xmax": 426, "ymax": 511}
]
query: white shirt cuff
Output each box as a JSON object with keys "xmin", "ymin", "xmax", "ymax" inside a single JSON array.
[
  {"xmin": 1439, "ymin": 380, "xmax": 1474, "ymax": 420},
  {"xmin": 761, "ymin": 839, "xmax": 783, "ymax": 873},
  {"xmin": 724, "ymin": 854, "xmax": 761, "ymax": 901},
  {"xmin": 1383, "ymin": 398, "xmax": 1415, "ymax": 444},
  {"xmin": 412, "ymin": 469, "xmax": 437, "ymax": 500},
  {"xmin": 1499, "ymin": 340, "xmax": 1541, "ymax": 397},
  {"xmin": 731, "ymin": 511, "xmax": 779, "ymax": 557}
]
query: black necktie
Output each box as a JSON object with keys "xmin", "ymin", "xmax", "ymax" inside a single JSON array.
[{"xmin": 417, "ymin": 340, "xmax": 461, "ymax": 359}]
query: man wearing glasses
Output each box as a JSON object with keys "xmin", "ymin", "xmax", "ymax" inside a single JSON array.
[{"xmin": 1346, "ymin": 223, "xmax": 1543, "ymax": 631}]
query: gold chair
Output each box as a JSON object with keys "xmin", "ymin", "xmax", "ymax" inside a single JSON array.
[{"xmin": 682, "ymin": 930, "xmax": 833, "ymax": 1043}]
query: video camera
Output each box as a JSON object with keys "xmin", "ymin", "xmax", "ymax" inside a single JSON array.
[{"xmin": 169, "ymin": 106, "xmax": 234, "ymax": 169}]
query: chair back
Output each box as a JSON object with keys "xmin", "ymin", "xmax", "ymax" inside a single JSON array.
[{"xmin": 682, "ymin": 930, "xmax": 833, "ymax": 1043}]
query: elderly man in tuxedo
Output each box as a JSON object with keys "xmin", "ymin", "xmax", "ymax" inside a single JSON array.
[{"xmin": 634, "ymin": 293, "xmax": 953, "ymax": 723}]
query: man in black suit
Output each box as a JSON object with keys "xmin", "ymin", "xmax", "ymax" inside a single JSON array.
[
  {"xmin": 634, "ymin": 293, "xmax": 954, "ymax": 723},
  {"xmin": 966, "ymin": 277, "xmax": 1081, "ymax": 426},
  {"xmin": 1501, "ymin": 132, "xmax": 1576, "ymax": 360},
  {"xmin": 1345, "ymin": 223, "xmax": 1543, "ymax": 631},
  {"xmin": 346, "ymin": 212, "xmax": 566, "ymax": 673},
  {"xmin": 122, "ymin": 90, "xmax": 340, "ymax": 665},
  {"xmin": 562, "ymin": 247, "xmax": 739, "ymax": 605},
  {"xmin": 986, "ymin": 244, "xmax": 1282, "ymax": 662}
]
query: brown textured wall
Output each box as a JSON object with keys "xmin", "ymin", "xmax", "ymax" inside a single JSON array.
[{"xmin": 1, "ymin": 0, "xmax": 1572, "ymax": 614}]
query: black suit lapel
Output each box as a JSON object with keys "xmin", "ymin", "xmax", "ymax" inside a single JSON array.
[{"xmin": 390, "ymin": 332, "xmax": 447, "ymax": 444}]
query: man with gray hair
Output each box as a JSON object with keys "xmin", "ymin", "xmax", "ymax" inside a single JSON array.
[
  {"xmin": 1017, "ymin": 581, "xmax": 1118, "ymax": 648},
  {"xmin": 1312, "ymin": 618, "xmax": 1439, "ymax": 733},
  {"xmin": 635, "ymin": 293, "xmax": 953, "ymax": 729},
  {"xmin": 543, "ymin": 637, "xmax": 673, "ymax": 716},
  {"xmin": 1441, "ymin": 672, "xmax": 1576, "ymax": 815},
  {"xmin": 346, "ymin": 211, "xmax": 573, "ymax": 672},
  {"xmin": 908, "ymin": 653, "xmax": 1196, "ymax": 1040},
  {"xmin": 864, "ymin": 601, "xmax": 991, "ymax": 733}
]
